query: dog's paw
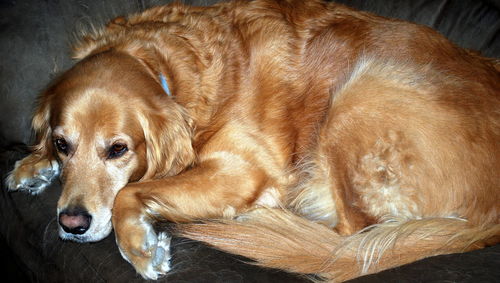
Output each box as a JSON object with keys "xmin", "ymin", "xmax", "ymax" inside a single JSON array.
[
  {"xmin": 6, "ymin": 156, "xmax": 59, "ymax": 195},
  {"xmin": 116, "ymin": 217, "xmax": 172, "ymax": 280}
]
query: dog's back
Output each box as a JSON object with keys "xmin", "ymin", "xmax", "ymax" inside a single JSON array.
[{"xmin": 166, "ymin": 0, "xmax": 500, "ymax": 280}]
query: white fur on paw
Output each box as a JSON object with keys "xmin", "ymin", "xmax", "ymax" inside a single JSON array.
[
  {"xmin": 141, "ymin": 228, "xmax": 172, "ymax": 280},
  {"xmin": 117, "ymin": 221, "xmax": 172, "ymax": 280},
  {"xmin": 6, "ymin": 159, "xmax": 59, "ymax": 195},
  {"xmin": 151, "ymin": 232, "xmax": 172, "ymax": 274}
]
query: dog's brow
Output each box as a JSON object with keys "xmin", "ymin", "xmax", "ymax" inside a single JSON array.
[
  {"xmin": 53, "ymin": 126, "xmax": 66, "ymax": 136},
  {"xmin": 53, "ymin": 126, "xmax": 80, "ymax": 144}
]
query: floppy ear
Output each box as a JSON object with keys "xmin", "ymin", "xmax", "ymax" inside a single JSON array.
[
  {"xmin": 138, "ymin": 99, "xmax": 196, "ymax": 180},
  {"xmin": 30, "ymin": 92, "xmax": 54, "ymax": 160}
]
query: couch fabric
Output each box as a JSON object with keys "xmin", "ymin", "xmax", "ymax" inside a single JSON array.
[{"xmin": 1, "ymin": 0, "xmax": 499, "ymax": 282}]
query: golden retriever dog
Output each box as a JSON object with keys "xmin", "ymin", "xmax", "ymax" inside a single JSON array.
[{"xmin": 7, "ymin": 0, "xmax": 500, "ymax": 281}]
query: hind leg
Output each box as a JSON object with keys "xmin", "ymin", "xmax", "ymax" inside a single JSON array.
[{"xmin": 289, "ymin": 150, "xmax": 376, "ymax": 235}]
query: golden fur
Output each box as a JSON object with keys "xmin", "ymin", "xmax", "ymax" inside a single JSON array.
[{"xmin": 7, "ymin": 0, "xmax": 500, "ymax": 281}]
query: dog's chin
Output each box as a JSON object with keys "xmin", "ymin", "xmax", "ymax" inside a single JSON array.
[{"xmin": 58, "ymin": 221, "xmax": 113, "ymax": 243}]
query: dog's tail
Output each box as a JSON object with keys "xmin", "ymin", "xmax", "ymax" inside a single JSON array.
[{"xmin": 175, "ymin": 208, "xmax": 500, "ymax": 282}]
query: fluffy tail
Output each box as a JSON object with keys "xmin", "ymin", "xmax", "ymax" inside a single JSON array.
[{"xmin": 174, "ymin": 209, "xmax": 500, "ymax": 282}]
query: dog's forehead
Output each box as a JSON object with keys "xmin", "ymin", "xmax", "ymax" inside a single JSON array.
[{"xmin": 53, "ymin": 88, "xmax": 138, "ymax": 140}]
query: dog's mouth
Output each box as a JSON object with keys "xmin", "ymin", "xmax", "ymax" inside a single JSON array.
[
  {"xmin": 59, "ymin": 230, "xmax": 95, "ymax": 243},
  {"xmin": 58, "ymin": 220, "xmax": 112, "ymax": 243}
]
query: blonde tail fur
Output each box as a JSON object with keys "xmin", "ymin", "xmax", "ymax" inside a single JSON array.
[{"xmin": 175, "ymin": 208, "xmax": 500, "ymax": 282}]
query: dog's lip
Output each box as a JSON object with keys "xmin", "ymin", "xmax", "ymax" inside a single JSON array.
[
  {"xmin": 59, "ymin": 232, "xmax": 108, "ymax": 243},
  {"xmin": 59, "ymin": 232, "xmax": 93, "ymax": 243},
  {"xmin": 58, "ymin": 222, "xmax": 112, "ymax": 243}
]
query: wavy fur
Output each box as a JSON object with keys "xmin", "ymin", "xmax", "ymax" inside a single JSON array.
[{"xmin": 177, "ymin": 209, "xmax": 500, "ymax": 282}]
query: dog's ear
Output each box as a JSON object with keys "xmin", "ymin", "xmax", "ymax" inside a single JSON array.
[
  {"xmin": 30, "ymin": 91, "xmax": 54, "ymax": 160},
  {"xmin": 139, "ymin": 99, "xmax": 195, "ymax": 180}
]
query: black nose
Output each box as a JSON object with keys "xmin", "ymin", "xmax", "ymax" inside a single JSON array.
[{"xmin": 58, "ymin": 207, "xmax": 92, "ymax": 235}]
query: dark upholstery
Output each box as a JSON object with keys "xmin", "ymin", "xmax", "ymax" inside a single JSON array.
[{"xmin": 1, "ymin": 0, "xmax": 499, "ymax": 282}]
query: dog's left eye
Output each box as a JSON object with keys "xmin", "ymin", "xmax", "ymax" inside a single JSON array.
[
  {"xmin": 108, "ymin": 143, "xmax": 128, "ymax": 159},
  {"xmin": 54, "ymin": 138, "xmax": 69, "ymax": 155}
]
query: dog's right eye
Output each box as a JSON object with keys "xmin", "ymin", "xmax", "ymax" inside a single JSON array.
[
  {"xmin": 55, "ymin": 138, "xmax": 69, "ymax": 154},
  {"xmin": 108, "ymin": 143, "xmax": 128, "ymax": 159}
]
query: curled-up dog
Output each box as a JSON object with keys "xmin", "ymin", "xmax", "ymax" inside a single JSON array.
[{"xmin": 7, "ymin": 0, "xmax": 500, "ymax": 281}]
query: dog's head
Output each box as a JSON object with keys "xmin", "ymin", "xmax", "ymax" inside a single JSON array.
[{"xmin": 33, "ymin": 51, "xmax": 195, "ymax": 242}]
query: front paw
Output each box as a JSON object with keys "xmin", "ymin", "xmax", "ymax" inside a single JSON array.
[
  {"xmin": 6, "ymin": 156, "xmax": 59, "ymax": 195},
  {"xmin": 115, "ymin": 216, "xmax": 172, "ymax": 280}
]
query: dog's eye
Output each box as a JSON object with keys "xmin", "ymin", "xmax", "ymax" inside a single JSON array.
[
  {"xmin": 108, "ymin": 143, "xmax": 128, "ymax": 159},
  {"xmin": 54, "ymin": 138, "xmax": 69, "ymax": 154}
]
